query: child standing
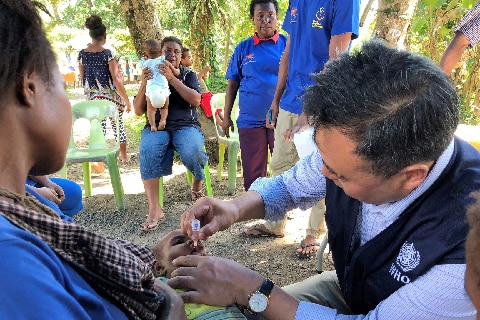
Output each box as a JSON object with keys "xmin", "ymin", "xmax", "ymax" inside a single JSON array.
[{"xmin": 140, "ymin": 39, "xmax": 170, "ymax": 131}]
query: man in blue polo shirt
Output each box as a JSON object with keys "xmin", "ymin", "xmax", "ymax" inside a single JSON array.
[{"xmin": 245, "ymin": 0, "xmax": 361, "ymax": 257}]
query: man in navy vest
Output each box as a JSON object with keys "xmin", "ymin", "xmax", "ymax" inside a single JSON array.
[{"xmin": 172, "ymin": 40, "xmax": 479, "ymax": 319}]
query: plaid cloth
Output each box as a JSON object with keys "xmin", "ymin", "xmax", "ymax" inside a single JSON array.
[
  {"xmin": 0, "ymin": 192, "xmax": 165, "ymax": 320},
  {"xmin": 455, "ymin": 2, "xmax": 480, "ymax": 47}
]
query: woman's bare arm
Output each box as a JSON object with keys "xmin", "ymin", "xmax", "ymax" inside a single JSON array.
[{"xmin": 133, "ymin": 67, "xmax": 150, "ymax": 116}]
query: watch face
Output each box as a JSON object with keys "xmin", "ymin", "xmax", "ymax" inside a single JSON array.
[{"xmin": 249, "ymin": 292, "xmax": 268, "ymax": 313}]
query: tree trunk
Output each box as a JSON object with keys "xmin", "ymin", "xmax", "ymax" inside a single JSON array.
[
  {"xmin": 181, "ymin": 0, "xmax": 216, "ymax": 74},
  {"xmin": 372, "ymin": 0, "xmax": 419, "ymax": 48},
  {"xmin": 119, "ymin": 0, "xmax": 164, "ymax": 59},
  {"xmin": 224, "ymin": 21, "xmax": 232, "ymax": 73}
]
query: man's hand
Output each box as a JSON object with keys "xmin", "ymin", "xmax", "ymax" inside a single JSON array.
[
  {"xmin": 180, "ymin": 197, "xmax": 239, "ymax": 241},
  {"xmin": 284, "ymin": 113, "xmax": 309, "ymax": 141},
  {"xmin": 168, "ymin": 255, "xmax": 263, "ymax": 308}
]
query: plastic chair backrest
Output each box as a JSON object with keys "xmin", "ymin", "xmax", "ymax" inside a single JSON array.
[
  {"xmin": 62, "ymin": 99, "xmax": 125, "ymax": 210},
  {"xmin": 70, "ymin": 100, "xmax": 119, "ymax": 156},
  {"xmin": 210, "ymin": 92, "xmax": 239, "ymax": 137}
]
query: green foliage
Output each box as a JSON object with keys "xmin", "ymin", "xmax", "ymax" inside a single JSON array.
[
  {"xmin": 56, "ymin": 0, "xmax": 126, "ymax": 29},
  {"xmin": 410, "ymin": 0, "xmax": 480, "ymax": 123},
  {"xmin": 46, "ymin": 0, "xmax": 480, "ymax": 124},
  {"xmin": 123, "ymin": 115, "xmax": 146, "ymax": 148},
  {"xmin": 39, "ymin": 0, "xmax": 135, "ymax": 65},
  {"xmin": 111, "ymin": 29, "xmax": 137, "ymax": 59},
  {"xmin": 208, "ymin": 75, "xmax": 228, "ymax": 93}
]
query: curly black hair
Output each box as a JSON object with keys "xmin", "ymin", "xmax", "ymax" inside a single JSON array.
[
  {"xmin": 85, "ymin": 14, "xmax": 106, "ymax": 41},
  {"xmin": 249, "ymin": 0, "xmax": 279, "ymax": 18}
]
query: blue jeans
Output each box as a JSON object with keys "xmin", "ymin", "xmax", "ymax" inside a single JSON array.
[
  {"xmin": 139, "ymin": 126, "xmax": 208, "ymax": 181},
  {"xmin": 26, "ymin": 177, "xmax": 84, "ymax": 217}
]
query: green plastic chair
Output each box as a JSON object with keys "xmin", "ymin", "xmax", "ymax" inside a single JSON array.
[
  {"xmin": 211, "ymin": 92, "xmax": 241, "ymax": 195},
  {"xmin": 60, "ymin": 100, "xmax": 125, "ymax": 211},
  {"xmin": 158, "ymin": 150, "xmax": 213, "ymax": 207}
]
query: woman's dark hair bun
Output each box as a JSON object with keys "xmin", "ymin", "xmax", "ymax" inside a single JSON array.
[{"xmin": 85, "ymin": 14, "xmax": 103, "ymax": 30}]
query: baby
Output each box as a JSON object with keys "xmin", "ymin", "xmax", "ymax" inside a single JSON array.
[
  {"xmin": 140, "ymin": 39, "xmax": 170, "ymax": 131},
  {"xmin": 152, "ymin": 230, "xmax": 246, "ymax": 319}
]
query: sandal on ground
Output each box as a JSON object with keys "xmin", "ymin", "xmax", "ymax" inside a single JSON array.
[
  {"xmin": 243, "ymin": 224, "xmax": 284, "ymax": 238},
  {"xmin": 191, "ymin": 189, "xmax": 206, "ymax": 201},
  {"xmin": 140, "ymin": 218, "xmax": 160, "ymax": 232},
  {"xmin": 295, "ymin": 239, "xmax": 321, "ymax": 259}
]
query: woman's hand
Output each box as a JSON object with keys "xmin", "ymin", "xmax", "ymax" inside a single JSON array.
[
  {"xmin": 32, "ymin": 186, "xmax": 64, "ymax": 204},
  {"xmin": 221, "ymin": 116, "xmax": 234, "ymax": 138},
  {"xmin": 168, "ymin": 255, "xmax": 263, "ymax": 308},
  {"xmin": 266, "ymin": 103, "xmax": 279, "ymax": 129},
  {"xmin": 141, "ymin": 67, "xmax": 153, "ymax": 85},
  {"xmin": 124, "ymin": 99, "xmax": 132, "ymax": 113},
  {"xmin": 159, "ymin": 60, "xmax": 177, "ymax": 81}
]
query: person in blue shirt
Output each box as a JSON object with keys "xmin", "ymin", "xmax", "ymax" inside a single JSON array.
[
  {"xmin": 0, "ymin": 1, "xmax": 184, "ymax": 318},
  {"xmin": 224, "ymin": 0, "xmax": 287, "ymax": 191},
  {"xmin": 176, "ymin": 40, "xmax": 479, "ymax": 319},
  {"xmin": 245, "ymin": 0, "xmax": 361, "ymax": 257},
  {"xmin": 26, "ymin": 175, "xmax": 84, "ymax": 219}
]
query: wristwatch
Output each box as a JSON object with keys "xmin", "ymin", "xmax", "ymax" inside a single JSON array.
[{"xmin": 246, "ymin": 278, "xmax": 275, "ymax": 314}]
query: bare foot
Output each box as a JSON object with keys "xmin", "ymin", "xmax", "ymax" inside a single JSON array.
[
  {"xmin": 119, "ymin": 153, "xmax": 130, "ymax": 162},
  {"xmin": 141, "ymin": 208, "xmax": 165, "ymax": 231},
  {"xmin": 149, "ymin": 121, "xmax": 158, "ymax": 132},
  {"xmin": 296, "ymin": 234, "xmax": 320, "ymax": 258},
  {"xmin": 158, "ymin": 121, "xmax": 166, "ymax": 130}
]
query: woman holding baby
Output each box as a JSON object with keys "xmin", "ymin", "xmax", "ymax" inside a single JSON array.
[{"xmin": 133, "ymin": 36, "xmax": 208, "ymax": 232}]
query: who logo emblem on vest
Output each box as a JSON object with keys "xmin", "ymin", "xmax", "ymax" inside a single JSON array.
[
  {"xmin": 396, "ymin": 242, "xmax": 421, "ymax": 272},
  {"xmin": 389, "ymin": 242, "xmax": 421, "ymax": 284}
]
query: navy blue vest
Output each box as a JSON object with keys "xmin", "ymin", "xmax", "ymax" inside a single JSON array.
[{"xmin": 325, "ymin": 138, "xmax": 480, "ymax": 314}]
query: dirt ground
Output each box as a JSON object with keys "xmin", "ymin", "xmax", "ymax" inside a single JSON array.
[{"xmin": 67, "ymin": 87, "xmax": 333, "ymax": 288}]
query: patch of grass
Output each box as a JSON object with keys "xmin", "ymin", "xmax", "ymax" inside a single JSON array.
[
  {"xmin": 66, "ymin": 90, "xmax": 78, "ymax": 99},
  {"xmin": 126, "ymin": 87, "xmax": 139, "ymax": 97},
  {"xmin": 124, "ymin": 114, "xmax": 145, "ymax": 148}
]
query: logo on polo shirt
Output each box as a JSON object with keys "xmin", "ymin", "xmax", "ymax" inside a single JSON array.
[
  {"xmin": 389, "ymin": 241, "xmax": 421, "ymax": 284},
  {"xmin": 290, "ymin": 7, "xmax": 298, "ymax": 23},
  {"xmin": 312, "ymin": 7, "xmax": 325, "ymax": 29},
  {"xmin": 242, "ymin": 53, "xmax": 256, "ymax": 66}
]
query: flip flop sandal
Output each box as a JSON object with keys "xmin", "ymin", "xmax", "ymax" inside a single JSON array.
[
  {"xmin": 243, "ymin": 225, "xmax": 284, "ymax": 238},
  {"xmin": 295, "ymin": 240, "xmax": 321, "ymax": 259},
  {"xmin": 191, "ymin": 189, "xmax": 206, "ymax": 201},
  {"xmin": 141, "ymin": 218, "xmax": 160, "ymax": 232}
]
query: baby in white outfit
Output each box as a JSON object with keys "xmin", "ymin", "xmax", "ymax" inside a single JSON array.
[{"xmin": 140, "ymin": 39, "xmax": 170, "ymax": 131}]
